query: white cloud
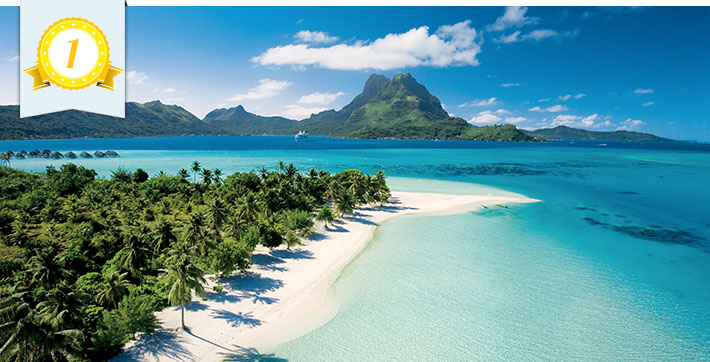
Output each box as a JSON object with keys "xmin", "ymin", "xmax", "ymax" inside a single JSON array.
[
  {"xmin": 469, "ymin": 110, "xmax": 502, "ymax": 125},
  {"xmin": 545, "ymin": 104, "xmax": 568, "ymax": 112},
  {"xmin": 498, "ymin": 28, "xmax": 580, "ymax": 43},
  {"xmin": 634, "ymin": 88, "xmax": 654, "ymax": 94},
  {"xmin": 530, "ymin": 104, "xmax": 568, "ymax": 112},
  {"xmin": 279, "ymin": 104, "xmax": 328, "ymax": 119},
  {"xmin": 298, "ymin": 91, "xmax": 345, "ymax": 105},
  {"xmin": 642, "ymin": 101, "xmax": 655, "ymax": 107},
  {"xmin": 8, "ymin": 54, "xmax": 18, "ymax": 62},
  {"xmin": 558, "ymin": 93, "xmax": 586, "ymax": 101},
  {"xmin": 226, "ymin": 79, "xmax": 292, "ymax": 102},
  {"xmin": 617, "ymin": 118, "xmax": 645, "ymax": 131},
  {"xmin": 294, "ymin": 30, "xmax": 339, "ymax": 44},
  {"xmin": 538, "ymin": 98, "xmax": 551, "ymax": 102},
  {"xmin": 488, "ymin": 6, "xmax": 538, "ymax": 31},
  {"xmin": 501, "ymin": 82, "xmax": 520, "ymax": 87},
  {"xmin": 504, "ymin": 116, "xmax": 526, "ymax": 124},
  {"xmin": 494, "ymin": 109, "xmax": 511, "ymax": 115},
  {"xmin": 163, "ymin": 88, "xmax": 176, "ymax": 93},
  {"xmin": 459, "ymin": 97, "xmax": 498, "ymax": 107},
  {"xmin": 126, "ymin": 70, "xmax": 149, "ymax": 85},
  {"xmin": 252, "ymin": 20, "xmax": 482, "ymax": 71},
  {"xmin": 549, "ymin": 113, "xmax": 613, "ymax": 129},
  {"xmin": 496, "ymin": 31, "xmax": 521, "ymax": 43}
]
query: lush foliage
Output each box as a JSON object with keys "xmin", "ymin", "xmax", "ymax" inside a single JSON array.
[
  {"xmin": 523, "ymin": 125, "xmax": 671, "ymax": 142},
  {"xmin": 0, "ymin": 162, "xmax": 389, "ymax": 361}
]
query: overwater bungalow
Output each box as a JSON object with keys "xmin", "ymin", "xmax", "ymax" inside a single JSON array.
[
  {"xmin": 94, "ymin": 151, "xmax": 105, "ymax": 158},
  {"xmin": 29, "ymin": 150, "xmax": 41, "ymax": 158},
  {"xmin": 80, "ymin": 151, "xmax": 92, "ymax": 158},
  {"xmin": 105, "ymin": 150, "xmax": 119, "ymax": 157},
  {"xmin": 6, "ymin": 151, "xmax": 14, "ymax": 158},
  {"xmin": 15, "ymin": 153, "xmax": 25, "ymax": 159},
  {"xmin": 65, "ymin": 151, "xmax": 77, "ymax": 159},
  {"xmin": 51, "ymin": 152, "xmax": 64, "ymax": 159},
  {"xmin": 19, "ymin": 150, "xmax": 28, "ymax": 157}
]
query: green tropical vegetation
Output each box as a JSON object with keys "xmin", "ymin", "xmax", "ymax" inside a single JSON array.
[
  {"xmin": 0, "ymin": 161, "xmax": 389, "ymax": 361},
  {"xmin": 522, "ymin": 125, "xmax": 672, "ymax": 142}
]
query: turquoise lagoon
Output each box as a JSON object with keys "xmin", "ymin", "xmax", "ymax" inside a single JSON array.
[{"xmin": 2, "ymin": 136, "xmax": 709, "ymax": 360}]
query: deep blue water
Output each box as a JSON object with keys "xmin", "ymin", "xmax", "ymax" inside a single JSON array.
[{"xmin": 3, "ymin": 136, "xmax": 709, "ymax": 360}]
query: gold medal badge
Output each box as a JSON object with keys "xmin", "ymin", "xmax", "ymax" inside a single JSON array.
[{"xmin": 25, "ymin": 18, "xmax": 122, "ymax": 91}]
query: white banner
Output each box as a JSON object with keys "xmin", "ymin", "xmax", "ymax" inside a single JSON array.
[{"xmin": 20, "ymin": 0, "xmax": 124, "ymax": 118}]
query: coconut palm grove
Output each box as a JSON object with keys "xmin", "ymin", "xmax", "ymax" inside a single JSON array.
[{"xmin": 0, "ymin": 162, "xmax": 390, "ymax": 361}]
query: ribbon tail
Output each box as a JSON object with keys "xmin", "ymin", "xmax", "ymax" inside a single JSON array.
[
  {"xmin": 97, "ymin": 66, "xmax": 123, "ymax": 90},
  {"xmin": 24, "ymin": 66, "xmax": 51, "ymax": 90}
]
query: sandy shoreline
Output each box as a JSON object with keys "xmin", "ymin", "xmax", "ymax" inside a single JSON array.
[{"xmin": 114, "ymin": 191, "xmax": 537, "ymax": 362}]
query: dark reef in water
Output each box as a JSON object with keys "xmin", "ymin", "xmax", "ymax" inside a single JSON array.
[{"xmin": 582, "ymin": 217, "xmax": 705, "ymax": 249}]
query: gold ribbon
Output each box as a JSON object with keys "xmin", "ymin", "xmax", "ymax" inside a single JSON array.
[{"xmin": 24, "ymin": 64, "xmax": 122, "ymax": 91}]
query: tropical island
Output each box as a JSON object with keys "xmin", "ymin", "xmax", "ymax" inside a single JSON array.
[
  {"xmin": 0, "ymin": 74, "xmax": 673, "ymax": 143},
  {"xmin": 0, "ymin": 161, "xmax": 533, "ymax": 361}
]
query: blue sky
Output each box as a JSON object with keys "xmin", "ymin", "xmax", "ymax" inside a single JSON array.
[{"xmin": 1, "ymin": 6, "xmax": 709, "ymax": 141}]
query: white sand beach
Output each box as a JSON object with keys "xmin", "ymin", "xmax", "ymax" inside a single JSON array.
[{"xmin": 114, "ymin": 191, "xmax": 537, "ymax": 362}]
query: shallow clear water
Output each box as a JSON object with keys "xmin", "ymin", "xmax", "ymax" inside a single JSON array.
[{"xmin": 3, "ymin": 136, "xmax": 709, "ymax": 360}]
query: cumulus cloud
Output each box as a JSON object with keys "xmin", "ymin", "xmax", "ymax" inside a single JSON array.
[
  {"xmin": 538, "ymin": 98, "xmax": 551, "ymax": 102},
  {"xmin": 226, "ymin": 79, "xmax": 292, "ymax": 102},
  {"xmin": 642, "ymin": 101, "xmax": 655, "ymax": 107},
  {"xmin": 279, "ymin": 104, "xmax": 328, "ymax": 119},
  {"xmin": 617, "ymin": 118, "xmax": 645, "ymax": 130},
  {"xmin": 530, "ymin": 104, "xmax": 568, "ymax": 112},
  {"xmin": 469, "ymin": 110, "xmax": 502, "ymax": 125},
  {"xmin": 496, "ymin": 31, "xmax": 521, "ymax": 44},
  {"xmin": 501, "ymin": 82, "xmax": 520, "ymax": 87},
  {"xmin": 126, "ymin": 70, "xmax": 149, "ymax": 85},
  {"xmin": 488, "ymin": 6, "xmax": 538, "ymax": 31},
  {"xmin": 459, "ymin": 97, "xmax": 498, "ymax": 107},
  {"xmin": 549, "ymin": 113, "xmax": 613, "ymax": 128},
  {"xmin": 634, "ymin": 88, "xmax": 654, "ymax": 94},
  {"xmin": 494, "ymin": 109, "xmax": 511, "ymax": 115},
  {"xmin": 298, "ymin": 91, "xmax": 345, "ymax": 105},
  {"xmin": 294, "ymin": 30, "xmax": 339, "ymax": 44},
  {"xmin": 252, "ymin": 20, "xmax": 482, "ymax": 71}
]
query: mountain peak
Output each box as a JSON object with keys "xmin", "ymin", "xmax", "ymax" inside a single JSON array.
[
  {"xmin": 363, "ymin": 74, "xmax": 389, "ymax": 93},
  {"xmin": 235, "ymin": 105, "xmax": 246, "ymax": 112}
]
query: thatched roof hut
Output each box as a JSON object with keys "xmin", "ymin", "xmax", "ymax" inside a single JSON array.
[
  {"xmin": 19, "ymin": 150, "xmax": 28, "ymax": 156},
  {"xmin": 51, "ymin": 152, "xmax": 64, "ymax": 159},
  {"xmin": 105, "ymin": 150, "xmax": 119, "ymax": 157},
  {"xmin": 42, "ymin": 149, "xmax": 51, "ymax": 155},
  {"xmin": 65, "ymin": 151, "xmax": 77, "ymax": 159},
  {"xmin": 6, "ymin": 151, "xmax": 14, "ymax": 157},
  {"xmin": 15, "ymin": 153, "xmax": 25, "ymax": 159},
  {"xmin": 94, "ymin": 151, "xmax": 105, "ymax": 158},
  {"xmin": 80, "ymin": 151, "xmax": 92, "ymax": 158},
  {"xmin": 29, "ymin": 150, "xmax": 40, "ymax": 157}
]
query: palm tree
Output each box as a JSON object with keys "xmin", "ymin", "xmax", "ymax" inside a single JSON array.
[
  {"xmin": 116, "ymin": 226, "xmax": 151, "ymax": 281},
  {"xmin": 184, "ymin": 213, "xmax": 212, "ymax": 257},
  {"xmin": 277, "ymin": 161, "xmax": 286, "ymax": 173},
  {"xmin": 236, "ymin": 193, "xmax": 261, "ymax": 224},
  {"xmin": 334, "ymin": 190, "xmax": 355, "ymax": 217},
  {"xmin": 316, "ymin": 206, "xmax": 335, "ymax": 228},
  {"xmin": 28, "ymin": 242, "xmax": 71, "ymax": 288},
  {"xmin": 213, "ymin": 169, "xmax": 223, "ymax": 184},
  {"xmin": 284, "ymin": 231, "xmax": 301, "ymax": 250},
  {"xmin": 153, "ymin": 218, "xmax": 176, "ymax": 254},
  {"xmin": 201, "ymin": 169, "xmax": 213, "ymax": 186},
  {"xmin": 285, "ymin": 163, "xmax": 298, "ymax": 178},
  {"xmin": 177, "ymin": 168, "xmax": 189, "ymax": 181},
  {"xmin": 191, "ymin": 161, "xmax": 201, "ymax": 183},
  {"xmin": 206, "ymin": 197, "xmax": 227, "ymax": 236},
  {"xmin": 165, "ymin": 242, "xmax": 205, "ymax": 330},
  {"xmin": 95, "ymin": 270, "xmax": 130, "ymax": 308},
  {"xmin": 0, "ymin": 152, "xmax": 10, "ymax": 168},
  {"xmin": 258, "ymin": 166, "xmax": 268, "ymax": 179}
]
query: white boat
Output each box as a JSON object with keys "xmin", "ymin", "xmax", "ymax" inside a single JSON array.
[{"xmin": 295, "ymin": 130, "xmax": 309, "ymax": 141}]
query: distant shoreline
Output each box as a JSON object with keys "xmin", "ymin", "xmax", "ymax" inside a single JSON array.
[{"xmin": 113, "ymin": 191, "xmax": 538, "ymax": 362}]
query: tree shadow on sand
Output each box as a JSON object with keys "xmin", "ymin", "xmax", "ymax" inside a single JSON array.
[
  {"xmin": 270, "ymin": 249, "xmax": 314, "ymax": 260},
  {"xmin": 211, "ymin": 309, "xmax": 262, "ymax": 328},
  {"xmin": 113, "ymin": 330, "xmax": 193, "ymax": 362},
  {"xmin": 252, "ymin": 253, "xmax": 289, "ymax": 272},
  {"xmin": 222, "ymin": 347, "xmax": 289, "ymax": 362},
  {"xmin": 222, "ymin": 272, "xmax": 285, "ymax": 295}
]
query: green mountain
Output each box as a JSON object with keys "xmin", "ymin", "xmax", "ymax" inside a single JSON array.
[
  {"xmin": 203, "ymin": 105, "xmax": 295, "ymax": 135},
  {"xmin": 0, "ymin": 101, "xmax": 224, "ymax": 140},
  {"xmin": 207, "ymin": 73, "xmax": 536, "ymax": 141},
  {"xmin": 524, "ymin": 125, "xmax": 672, "ymax": 142}
]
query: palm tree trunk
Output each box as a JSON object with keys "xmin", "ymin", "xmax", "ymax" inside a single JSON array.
[{"xmin": 181, "ymin": 303, "xmax": 185, "ymax": 329}]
